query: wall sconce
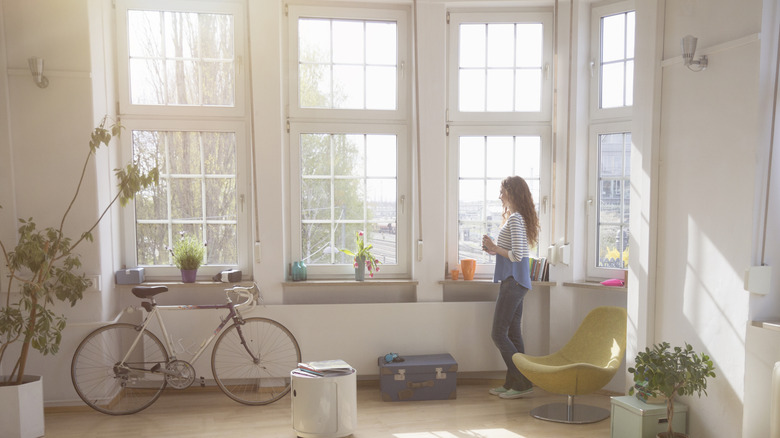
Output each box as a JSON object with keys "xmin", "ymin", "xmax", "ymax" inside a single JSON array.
[
  {"xmin": 27, "ymin": 57, "xmax": 49, "ymax": 88},
  {"xmin": 681, "ymin": 35, "xmax": 708, "ymax": 72}
]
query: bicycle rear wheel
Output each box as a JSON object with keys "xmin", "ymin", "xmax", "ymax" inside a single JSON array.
[
  {"xmin": 71, "ymin": 323, "xmax": 169, "ymax": 415},
  {"xmin": 211, "ymin": 317, "xmax": 301, "ymax": 405}
]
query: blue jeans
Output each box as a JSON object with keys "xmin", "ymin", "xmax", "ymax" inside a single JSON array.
[{"xmin": 491, "ymin": 276, "xmax": 532, "ymax": 391}]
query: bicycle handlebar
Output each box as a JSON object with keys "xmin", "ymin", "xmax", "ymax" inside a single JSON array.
[{"xmin": 225, "ymin": 283, "xmax": 262, "ymax": 312}]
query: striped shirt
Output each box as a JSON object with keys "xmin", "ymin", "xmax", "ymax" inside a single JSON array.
[
  {"xmin": 493, "ymin": 212, "xmax": 532, "ymax": 289},
  {"xmin": 496, "ymin": 213, "xmax": 529, "ymax": 262}
]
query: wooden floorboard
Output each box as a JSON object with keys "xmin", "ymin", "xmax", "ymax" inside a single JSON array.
[{"xmin": 44, "ymin": 382, "xmax": 615, "ymax": 437}]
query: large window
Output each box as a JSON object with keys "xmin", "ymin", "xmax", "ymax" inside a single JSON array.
[
  {"xmin": 447, "ymin": 11, "xmax": 553, "ymax": 277},
  {"xmin": 587, "ymin": 1, "xmax": 635, "ymax": 279},
  {"xmin": 117, "ymin": 0, "xmax": 250, "ymax": 280},
  {"xmin": 287, "ymin": 5, "xmax": 410, "ymax": 278}
]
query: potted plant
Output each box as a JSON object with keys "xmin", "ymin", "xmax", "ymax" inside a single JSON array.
[
  {"xmin": 628, "ymin": 342, "xmax": 717, "ymax": 438},
  {"xmin": 339, "ymin": 230, "xmax": 380, "ymax": 281},
  {"xmin": 0, "ymin": 117, "xmax": 158, "ymax": 436},
  {"xmin": 168, "ymin": 232, "xmax": 206, "ymax": 283}
]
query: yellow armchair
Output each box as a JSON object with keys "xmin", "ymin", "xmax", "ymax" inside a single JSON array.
[{"xmin": 512, "ymin": 306, "xmax": 627, "ymax": 423}]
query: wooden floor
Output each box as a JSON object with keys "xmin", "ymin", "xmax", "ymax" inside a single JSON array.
[{"xmin": 44, "ymin": 382, "xmax": 614, "ymax": 438}]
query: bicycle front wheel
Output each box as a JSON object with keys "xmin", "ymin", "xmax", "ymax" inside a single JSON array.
[
  {"xmin": 211, "ymin": 317, "xmax": 301, "ymax": 405},
  {"xmin": 71, "ymin": 323, "xmax": 169, "ymax": 415}
]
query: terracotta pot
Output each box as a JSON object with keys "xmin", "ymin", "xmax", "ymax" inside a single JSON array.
[{"xmin": 460, "ymin": 259, "xmax": 476, "ymax": 280}]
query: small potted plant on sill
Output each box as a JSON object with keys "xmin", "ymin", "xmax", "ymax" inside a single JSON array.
[
  {"xmin": 339, "ymin": 231, "xmax": 380, "ymax": 281},
  {"xmin": 168, "ymin": 232, "xmax": 206, "ymax": 283},
  {"xmin": 628, "ymin": 342, "xmax": 717, "ymax": 438}
]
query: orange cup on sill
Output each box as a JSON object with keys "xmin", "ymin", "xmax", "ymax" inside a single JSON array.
[
  {"xmin": 460, "ymin": 259, "xmax": 476, "ymax": 280},
  {"xmin": 451, "ymin": 269, "xmax": 460, "ymax": 280}
]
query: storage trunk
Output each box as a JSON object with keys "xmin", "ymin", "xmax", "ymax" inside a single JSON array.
[{"xmin": 378, "ymin": 353, "xmax": 457, "ymax": 401}]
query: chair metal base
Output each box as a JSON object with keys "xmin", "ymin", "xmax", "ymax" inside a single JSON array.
[{"xmin": 529, "ymin": 395, "xmax": 610, "ymax": 424}]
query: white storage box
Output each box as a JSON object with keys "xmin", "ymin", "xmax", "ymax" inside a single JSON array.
[{"xmin": 610, "ymin": 395, "xmax": 687, "ymax": 438}]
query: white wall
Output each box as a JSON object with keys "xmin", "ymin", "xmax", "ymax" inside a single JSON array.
[{"xmin": 654, "ymin": 0, "xmax": 762, "ymax": 436}]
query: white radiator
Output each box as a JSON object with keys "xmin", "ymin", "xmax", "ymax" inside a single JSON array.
[{"xmin": 773, "ymin": 361, "xmax": 780, "ymax": 438}]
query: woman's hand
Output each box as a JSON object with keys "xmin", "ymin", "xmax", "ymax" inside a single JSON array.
[{"xmin": 482, "ymin": 235, "xmax": 497, "ymax": 255}]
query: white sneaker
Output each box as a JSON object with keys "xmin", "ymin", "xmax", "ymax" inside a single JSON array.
[{"xmin": 498, "ymin": 388, "xmax": 534, "ymax": 399}]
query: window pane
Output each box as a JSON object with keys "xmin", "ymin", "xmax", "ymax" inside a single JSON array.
[
  {"xmin": 460, "ymin": 24, "xmax": 486, "ymax": 68},
  {"xmin": 366, "ymin": 66, "xmax": 396, "ymax": 110},
  {"xmin": 366, "ymin": 22, "xmax": 397, "ymax": 65},
  {"xmin": 601, "ymin": 14, "xmax": 626, "ymax": 63},
  {"xmin": 601, "ymin": 62, "xmax": 625, "ymax": 109},
  {"xmin": 299, "ymin": 64, "xmax": 331, "ymax": 108},
  {"xmin": 459, "ymin": 137, "xmax": 485, "ymax": 178},
  {"xmin": 486, "ymin": 136, "xmax": 513, "ymax": 177},
  {"xmin": 127, "ymin": 9, "xmax": 235, "ymax": 107},
  {"xmin": 335, "ymin": 179, "xmax": 365, "ymax": 220},
  {"xmin": 515, "ymin": 136, "xmax": 541, "ymax": 178},
  {"xmin": 302, "ymin": 223, "xmax": 334, "ymax": 264},
  {"xmin": 207, "ymin": 223, "xmax": 237, "ymax": 265},
  {"xmin": 298, "ymin": 17, "xmax": 397, "ymax": 111},
  {"xmin": 486, "ymin": 69, "xmax": 514, "ymax": 111},
  {"xmin": 333, "ymin": 65, "xmax": 365, "ymax": 109},
  {"xmin": 487, "ymin": 24, "xmax": 514, "ymax": 68},
  {"xmin": 128, "ymin": 11, "xmax": 161, "ymax": 57},
  {"xmin": 460, "ymin": 69, "xmax": 486, "ymax": 111},
  {"xmin": 334, "ymin": 134, "xmax": 364, "ymax": 176},
  {"xmin": 625, "ymin": 60, "xmax": 634, "ymax": 106},
  {"xmin": 626, "ymin": 12, "xmax": 636, "ymax": 59},
  {"xmin": 516, "ymin": 24, "xmax": 542, "ymax": 67},
  {"xmin": 515, "ymin": 69, "xmax": 542, "ymax": 111},
  {"xmin": 136, "ymin": 223, "xmax": 168, "ymax": 265},
  {"xmin": 301, "ymin": 178, "xmax": 331, "ymax": 221},
  {"xmin": 366, "ymin": 135, "xmax": 397, "ymax": 177},
  {"xmin": 332, "ymin": 20, "xmax": 364, "ymax": 64},
  {"xmin": 299, "ymin": 19, "xmax": 331, "ymax": 63},
  {"xmin": 301, "ymin": 133, "xmax": 331, "ymax": 175},
  {"xmin": 205, "ymin": 178, "xmax": 236, "ymax": 220},
  {"xmin": 597, "ymin": 132, "xmax": 630, "ymax": 269}
]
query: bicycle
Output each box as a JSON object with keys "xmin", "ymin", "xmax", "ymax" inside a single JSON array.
[{"xmin": 71, "ymin": 283, "xmax": 301, "ymax": 415}]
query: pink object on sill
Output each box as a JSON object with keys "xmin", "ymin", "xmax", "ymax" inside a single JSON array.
[{"xmin": 600, "ymin": 278, "xmax": 625, "ymax": 287}]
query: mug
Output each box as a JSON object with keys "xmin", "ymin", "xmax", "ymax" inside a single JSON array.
[{"xmin": 460, "ymin": 259, "xmax": 476, "ymax": 280}]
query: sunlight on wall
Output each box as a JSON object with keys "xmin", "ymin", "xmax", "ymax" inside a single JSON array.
[
  {"xmin": 394, "ymin": 430, "xmax": 525, "ymax": 438},
  {"xmin": 684, "ymin": 215, "xmax": 748, "ymax": 400}
]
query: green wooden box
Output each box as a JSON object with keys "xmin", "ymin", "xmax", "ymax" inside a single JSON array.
[{"xmin": 610, "ymin": 395, "xmax": 688, "ymax": 438}]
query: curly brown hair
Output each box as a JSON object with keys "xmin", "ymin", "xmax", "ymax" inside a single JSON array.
[{"xmin": 501, "ymin": 176, "xmax": 540, "ymax": 248}]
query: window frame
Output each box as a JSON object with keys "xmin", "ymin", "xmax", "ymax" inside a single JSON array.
[
  {"xmin": 590, "ymin": 0, "xmax": 635, "ymax": 120},
  {"xmin": 117, "ymin": 0, "xmax": 251, "ymax": 281},
  {"xmin": 447, "ymin": 11, "xmax": 554, "ymax": 124},
  {"xmin": 446, "ymin": 125, "xmax": 552, "ymax": 278},
  {"xmin": 286, "ymin": 4, "xmax": 409, "ymax": 123},
  {"xmin": 115, "ymin": 0, "xmax": 247, "ymax": 118},
  {"xmin": 289, "ymin": 122, "xmax": 411, "ymax": 279},
  {"xmin": 119, "ymin": 118, "xmax": 253, "ymax": 280},
  {"xmin": 587, "ymin": 122, "xmax": 631, "ymax": 280},
  {"xmin": 286, "ymin": 4, "xmax": 412, "ymax": 279}
]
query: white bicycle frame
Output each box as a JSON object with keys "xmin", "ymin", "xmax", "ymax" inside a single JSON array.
[{"xmin": 119, "ymin": 284, "xmax": 259, "ymax": 370}]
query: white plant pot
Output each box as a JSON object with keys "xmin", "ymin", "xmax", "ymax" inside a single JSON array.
[{"xmin": 0, "ymin": 375, "xmax": 44, "ymax": 438}]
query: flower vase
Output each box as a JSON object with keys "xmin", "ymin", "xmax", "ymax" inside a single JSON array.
[
  {"xmin": 355, "ymin": 256, "xmax": 366, "ymax": 281},
  {"xmin": 181, "ymin": 269, "xmax": 197, "ymax": 283}
]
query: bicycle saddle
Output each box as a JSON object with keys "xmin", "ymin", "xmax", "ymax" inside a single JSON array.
[{"xmin": 131, "ymin": 285, "xmax": 169, "ymax": 299}]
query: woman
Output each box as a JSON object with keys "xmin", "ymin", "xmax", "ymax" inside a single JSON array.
[{"xmin": 481, "ymin": 176, "xmax": 539, "ymax": 399}]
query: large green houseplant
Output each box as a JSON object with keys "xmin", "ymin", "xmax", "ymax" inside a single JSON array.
[
  {"xmin": 628, "ymin": 342, "xmax": 717, "ymax": 438},
  {"xmin": 0, "ymin": 117, "xmax": 158, "ymax": 386}
]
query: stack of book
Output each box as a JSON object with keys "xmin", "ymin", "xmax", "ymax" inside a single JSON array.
[
  {"xmin": 529, "ymin": 257, "xmax": 549, "ymax": 282},
  {"xmin": 293, "ymin": 359, "xmax": 354, "ymax": 378}
]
